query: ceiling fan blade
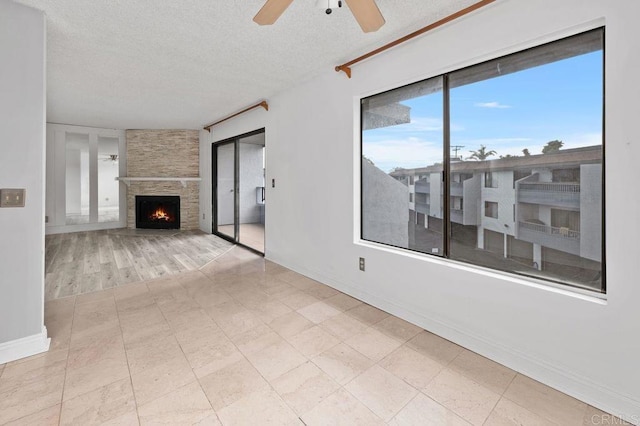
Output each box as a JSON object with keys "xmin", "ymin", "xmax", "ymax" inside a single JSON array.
[
  {"xmin": 344, "ymin": 0, "xmax": 385, "ymax": 33},
  {"xmin": 253, "ymin": 0, "xmax": 295, "ymax": 25}
]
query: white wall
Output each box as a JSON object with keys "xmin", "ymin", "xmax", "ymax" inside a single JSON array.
[
  {"xmin": 429, "ymin": 172, "xmax": 442, "ymax": 218},
  {"xmin": 362, "ymin": 159, "xmax": 409, "ymax": 248},
  {"xmin": 481, "ymin": 170, "xmax": 516, "ymax": 235},
  {"xmin": 200, "ymin": 0, "xmax": 640, "ymax": 420},
  {"xmin": 462, "ymin": 174, "xmax": 481, "ymax": 226},
  {"xmin": 0, "ymin": 0, "xmax": 48, "ymax": 361},
  {"xmin": 581, "ymin": 164, "xmax": 602, "ymax": 261}
]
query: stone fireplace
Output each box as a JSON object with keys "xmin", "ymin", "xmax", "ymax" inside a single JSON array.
[{"xmin": 125, "ymin": 130, "xmax": 199, "ymax": 230}]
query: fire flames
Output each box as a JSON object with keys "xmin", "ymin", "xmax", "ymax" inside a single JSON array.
[{"xmin": 150, "ymin": 206, "xmax": 172, "ymax": 221}]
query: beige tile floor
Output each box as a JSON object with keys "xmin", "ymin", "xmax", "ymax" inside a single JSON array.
[
  {"xmin": 217, "ymin": 223, "xmax": 264, "ymax": 253},
  {"xmin": 0, "ymin": 246, "xmax": 628, "ymax": 425}
]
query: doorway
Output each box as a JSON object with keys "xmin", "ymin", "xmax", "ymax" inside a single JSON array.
[{"xmin": 212, "ymin": 129, "xmax": 265, "ymax": 254}]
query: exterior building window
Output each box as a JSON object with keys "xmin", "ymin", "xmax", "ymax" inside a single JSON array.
[
  {"xmin": 361, "ymin": 28, "xmax": 604, "ymax": 293},
  {"xmin": 553, "ymin": 168, "xmax": 580, "ymax": 182},
  {"xmin": 485, "ymin": 202, "xmax": 498, "ymax": 219},
  {"xmin": 513, "ymin": 169, "xmax": 531, "ymax": 188},
  {"xmin": 484, "ymin": 172, "xmax": 497, "ymax": 188}
]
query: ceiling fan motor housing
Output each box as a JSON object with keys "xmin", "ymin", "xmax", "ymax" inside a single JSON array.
[
  {"xmin": 256, "ymin": 0, "xmax": 384, "ymax": 33},
  {"xmin": 316, "ymin": 0, "xmax": 342, "ymax": 14}
]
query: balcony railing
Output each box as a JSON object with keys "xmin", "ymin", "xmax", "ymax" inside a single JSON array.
[
  {"xmin": 517, "ymin": 182, "xmax": 580, "ymax": 208},
  {"xmin": 415, "ymin": 179, "xmax": 430, "ymax": 194},
  {"xmin": 519, "ymin": 182, "xmax": 580, "ymax": 193},
  {"xmin": 450, "ymin": 181, "xmax": 463, "ymax": 197},
  {"xmin": 519, "ymin": 221, "xmax": 580, "ymax": 238},
  {"xmin": 415, "ymin": 201, "xmax": 430, "ymax": 215},
  {"xmin": 517, "ymin": 221, "xmax": 580, "ymax": 255}
]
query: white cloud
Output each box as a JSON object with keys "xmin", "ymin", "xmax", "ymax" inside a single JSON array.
[
  {"xmin": 379, "ymin": 116, "xmax": 443, "ymax": 133},
  {"xmin": 459, "ymin": 133, "xmax": 602, "ymax": 159},
  {"xmin": 475, "ymin": 101, "xmax": 512, "ymax": 109},
  {"xmin": 363, "ymin": 136, "xmax": 443, "ymax": 172},
  {"xmin": 560, "ymin": 132, "xmax": 602, "ymax": 149},
  {"xmin": 365, "ymin": 116, "xmax": 465, "ymax": 141},
  {"xmin": 457, "ymin": 137, "xmax": 532, "ymax": 146},
  {"xmin": 363, "ymin": 132, "xmax": 602, "ymax": 171},
  {"xmin": 455, "ymin": 138, "xmax": 533, "ymax": 160},
  {"xmin": 503, "ymin": 133, "xmax": 602, "ymax": 156}
]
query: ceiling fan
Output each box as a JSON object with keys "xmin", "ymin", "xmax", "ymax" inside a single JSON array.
[
  {"xmin": 99, "ymin": 154, "xmax": 118, "ymax": 162},
  {"xmin": 253, "ymin": 0, "xmax": 385, "ymax": 33}
]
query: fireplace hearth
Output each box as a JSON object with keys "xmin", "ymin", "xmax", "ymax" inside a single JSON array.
[{"xmin": 135, "ymin": 195, "xmax": 180, "ymax": 229}]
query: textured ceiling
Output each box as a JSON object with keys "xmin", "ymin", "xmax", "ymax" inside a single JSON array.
[{"xmin": 15, "ymin": 0, "xmax": 479, "ymax": 129}]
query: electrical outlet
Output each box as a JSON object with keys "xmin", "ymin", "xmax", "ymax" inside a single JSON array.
[{"xmin": 359, "ymin": 257, "xmax": 365, "ymax": 272}]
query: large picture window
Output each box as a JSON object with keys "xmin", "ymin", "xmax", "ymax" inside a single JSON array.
[{"xmin": 361, "ymin": 28, "xmax": 604, "ymax": 293}]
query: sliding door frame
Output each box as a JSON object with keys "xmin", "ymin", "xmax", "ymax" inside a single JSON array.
[
  {"xmin": 212, "ymin": 139, "xmax": 237, "ymax": 243},
  {"xmin": 211, "ymin": 128, "xmax": 266, "ymax": 255}
]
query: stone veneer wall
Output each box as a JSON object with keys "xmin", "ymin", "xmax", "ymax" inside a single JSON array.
[{"xmin": 126, "ymin": 130, "xmax": 200, "ymax": 230}]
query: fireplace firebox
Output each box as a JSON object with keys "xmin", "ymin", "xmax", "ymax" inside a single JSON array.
[{"xmin": 135, "ymin": 196, "xmax": 180, "ymax": 229}]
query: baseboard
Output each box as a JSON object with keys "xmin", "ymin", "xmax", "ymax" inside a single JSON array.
[
  {"xmin": 0, "ymin": 327, "xmax": 50, "ymax": 364},
  {"xmin": 270, "ymin": 255, "xmax": 640, "ymax": 425}
]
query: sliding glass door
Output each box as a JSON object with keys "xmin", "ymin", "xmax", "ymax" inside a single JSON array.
[
  {"xmin": 213, "ymin": 129, "xmax": 265, "ymax": 254},
  {"xmin": 215, "ymin": 141, "xmax": 236, "ymax": 240}
]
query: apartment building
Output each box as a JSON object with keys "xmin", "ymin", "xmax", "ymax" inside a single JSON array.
[{"xmin": 390, "ymin": 146, "xmax": 602, "ymax": 285}]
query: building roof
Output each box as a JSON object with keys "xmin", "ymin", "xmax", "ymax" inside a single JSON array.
[{"xmin": 389, "ymin": 145, "xmax": 602, "ymax": 177}]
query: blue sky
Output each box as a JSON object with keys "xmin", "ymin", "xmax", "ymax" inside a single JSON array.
[{"xmin": 363, "ymin": 51, "xmax": 603, "ymax": 172}]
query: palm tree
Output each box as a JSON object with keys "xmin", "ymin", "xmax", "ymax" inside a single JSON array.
[{"xmin": 468, "ymin": 145, "xmax": 497, "ymax": 161}]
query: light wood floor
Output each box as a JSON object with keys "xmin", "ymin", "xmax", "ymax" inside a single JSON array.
[{"xmin": 45, "ymin": 229, "xmax": 233, "ymax": 300}]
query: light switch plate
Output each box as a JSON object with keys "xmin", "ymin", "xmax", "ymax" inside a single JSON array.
[{"xmin": 0, "ymin": 188, "xmax": 26, "ymax": 207}]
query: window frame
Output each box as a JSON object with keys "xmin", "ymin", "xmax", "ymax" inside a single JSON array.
[
  {"xmin": 484, "ymin": 172, "xmax": 497, "ymax": 188},
  {"xmin": 484, "ymin": 201, "xmax": 499, "ymax": 219},
  {"xmin": 359, "ymin": 27, "xmax": 606, "ymax": 294}
]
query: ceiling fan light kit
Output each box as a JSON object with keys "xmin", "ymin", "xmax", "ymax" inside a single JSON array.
[{"xmin": 254, "ymin": 0, "xmax": 385, "ymax": 33}]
